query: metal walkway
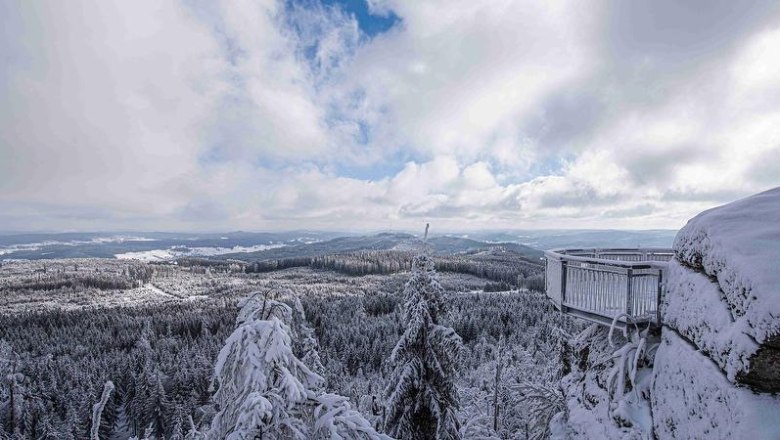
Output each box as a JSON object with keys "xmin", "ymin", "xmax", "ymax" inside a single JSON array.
[{"xmin": 544, "ymin": 248, "xmax": 673, "ymax": 328}]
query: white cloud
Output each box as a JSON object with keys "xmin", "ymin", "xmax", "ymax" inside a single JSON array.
[
  {"xmin": 731, "ymin": 28, "xmax": 780, "ymax": 97},
  {"xmin": 202, "ymin": 0, "xmax": 336, "ymax": 159},
  {"xmin": 340, "ymin": 0, "xmax": 597, "ymax": 167},
  {"xmin": 0, "ymin": 1, "xmax": 222, "ymax": 216},
  {"xmin": 1, "ymin": 0, "xmax": 779, "ymax": 232}
]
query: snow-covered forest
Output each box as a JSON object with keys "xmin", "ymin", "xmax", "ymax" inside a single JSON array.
[
  {"xmin": 0, "ymin": 248, "xmax": 578, "ymax": 439},
  {"xmin": 3, "ymin": 190, "xmax": 779, "ymax": 439},
  {"xmin": 3, "ymin": 0, "xmax": 780, "ymax": 436}
]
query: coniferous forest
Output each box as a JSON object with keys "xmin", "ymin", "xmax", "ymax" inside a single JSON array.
[{"xmin": 0, "ymin": 249, "xmax": 579, "ymax": 439}]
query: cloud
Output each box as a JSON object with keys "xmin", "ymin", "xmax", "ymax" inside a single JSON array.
[
  {"xmin": 0, "ymin": 1, "xmax": 221, "ymax": 215},
  {"xmin": 339, "ymin": 0, "xmax": 597, "ymax": 167},
  {"xmin": 1, "ymin": 0, "xmax": 779, "ymax": 232}
]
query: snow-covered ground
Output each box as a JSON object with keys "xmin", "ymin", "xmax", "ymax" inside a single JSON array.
[
  {"xmin": 115, "ymin": 243, "xmax": 285, "ymax": 261},
  {"xmin": 652, "ymin": 330, "xmax": 780, "ymax": 439},
  {"xmin": 555, "ymin": 325, "xmax": 653, "ymax": 440}
]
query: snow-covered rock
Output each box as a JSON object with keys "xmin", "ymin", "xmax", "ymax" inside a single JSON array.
[
  {"xmin": 652, "ymin": 330, "xmax": 780, "ymax": 439},
  {"xmin": 673, "ymin": 187, "xmax": 780, "ymax": 348},
  {"xmin": 667, "ymin": 187, "xmax": 780, "ymax": 390},
  {"xmin": 661, "ymin": 260, "xmax": 759, "ymax": 381}
]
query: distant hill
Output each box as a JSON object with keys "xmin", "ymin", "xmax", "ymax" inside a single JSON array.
[
  {"xmin": 463, "ymin": 229, "xmax": 677, "ymax": 250},
  {"xmin": 0, "ymin": 229, "xmax": 674, "ymax": 260},
  {"xmin": 216, "ymin": 232, "xmax": 544, "ymax": 262},
  {"xmin": 0, "ymin": 231, "xmax": 343, "ymax": 260}
]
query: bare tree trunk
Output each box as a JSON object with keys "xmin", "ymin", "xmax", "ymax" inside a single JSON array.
[
  {"xmin": 8, "ymin": 381, "xmax": 16, "ymax": 435},
  {"xmin": 493, "ymin": 340, "xmax": 504, "ymax": 432}
]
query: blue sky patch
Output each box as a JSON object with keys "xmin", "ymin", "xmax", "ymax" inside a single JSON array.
[
  {"xmin": 332, "ymin": 149, "xmax": 413, "ymax": 181},
  {"xmin": 322, "ymin": 0, "xmax": 400, "ymax": 37},
  {"xmin": 291, "ymin": 0, "xmax": 400, "ymax": 38}
]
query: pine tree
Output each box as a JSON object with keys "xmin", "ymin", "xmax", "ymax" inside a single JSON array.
[
  {"xmin": 384, "ymin": 254, "xmax": 463, "ymax": 440},
  {"xmin": 144, "ymin": 373, "xmax": 170, "ymax": 438},
  {"xmin": 1, "ymin": 340, "xmax": 26, "ymax": 438},
  {"xmin": 207, "ymin": 303, "xmax": 317, "ymax": 439},
  {"xmin": 169, "ymin": 406, "xmax": 185, "ymax": 440},
  {"xmin": 292, "ymin": 298, "xmax": 325, "ymax": 378},
  {"xmin": 90, "ymin": 380, "xmax": 114, "ymax": 440},
  {"xmin": 207, "ymin": 295, "xmax": 390, "ymax": 440}
]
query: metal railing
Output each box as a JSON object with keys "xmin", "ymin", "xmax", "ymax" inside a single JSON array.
[{"xmin": 545, "ymin": 248, "xmax": 673, "ymax": 327}]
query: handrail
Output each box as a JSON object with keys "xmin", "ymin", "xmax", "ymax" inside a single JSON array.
[
  {"xmin": 545, "ymin": 248, "xmax": 673, "ymax": 327},
  {"xmin": 545, "ymin": 248, "xmax": 673, "ymax": 268}
]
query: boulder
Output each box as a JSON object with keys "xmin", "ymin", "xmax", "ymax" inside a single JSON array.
[
  {"xmin": 673, "ymin": 187, "xmax": 780, "ymax": 347},
  {"xmin": 666, "ymin": 187, "xmax": 780, "ymax": 390},
  {"xmin": 661, "ymin": 260, "xmax": 759, "ymax": 382}
]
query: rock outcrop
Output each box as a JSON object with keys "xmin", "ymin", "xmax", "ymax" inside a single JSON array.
[
  {"xmin": 652, "ymin": 330, "xmax": 780, "ymax": 439},
  {"xmin": 653, "ymin": 187, "xmax": 780, "ymax": 438},
  {"xmin": 662, "ymin": 187, "xmax": 780, "ymax": 390}
]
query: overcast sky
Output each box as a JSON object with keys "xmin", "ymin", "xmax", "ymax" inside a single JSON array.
[{"xmin": 1, "ymin": 0, "xmax": 779, "ymax": 232}]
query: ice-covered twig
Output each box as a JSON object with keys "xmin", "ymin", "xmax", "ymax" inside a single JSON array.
[{"xmin": 607, "ymin": 313, "xmax": 639, "ymax": 348}]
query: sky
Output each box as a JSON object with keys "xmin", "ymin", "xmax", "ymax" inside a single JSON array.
[{"xmin": 1, "ymin": 0, "xmax": 780, "ymax": 232}]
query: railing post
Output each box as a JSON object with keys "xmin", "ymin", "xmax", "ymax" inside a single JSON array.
[
  {"xmin": 625, "ymin": 268, "xmax": 633, "ymax": 317},
  {"xmin": 656, "ymin": 269, "xmax": 663, "ymax": 326},
  {"xmin": 560, "ymin": 260, "xmax": 567, "ymax": 308}
]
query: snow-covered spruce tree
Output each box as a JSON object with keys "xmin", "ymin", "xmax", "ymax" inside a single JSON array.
[
  {"xmin": 292, "ymin": 297, "xmax": 325, "ymax": 379},
  {"xmin": 384, "ymin": 254, "xmax": 463, "ymax": 440},
  {"xmin": 206, "ymin": 300, "xmax": 317, "ymax": 440},
  {"xmin": 90, "ymin": 380, "xmax": 114, "ymax": 440},
  {"xmin": 515, "ymin": 381, "xmax": 565, "ymax": 440},
  {"xmin": 207, "ymin": 294, "xmax": 391, "ymax": 440}
]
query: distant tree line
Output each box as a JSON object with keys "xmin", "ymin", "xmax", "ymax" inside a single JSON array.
[
  {"xmin": 0, "ymin": 264, "xmax": 153, "ymax": 293},
  {"xmin": 243, "ymin": 249, "xmax": 546, "ymax": 292},
  {"xmin": 172, "ymin": 259, "xmax": 245, "ymax": 274}
]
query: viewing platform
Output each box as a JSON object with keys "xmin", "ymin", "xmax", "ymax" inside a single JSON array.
[{"xmin": 544, "ymin": 248, "xmax": 674, "ymax": 328}]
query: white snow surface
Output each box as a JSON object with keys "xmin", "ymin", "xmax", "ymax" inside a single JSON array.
[
  {"xmin": 115, "ymin": 248, "xmax": 177, "ymax": 262},
  {"xmin": 661, "ymin": 260, "xmax": 759, "ymax": 381},
  {"xmin": 556, "ymin": 326, "xmax": 650, "ymax": 440},
  {"xmin": 652, "ymin": 330, "xmax": 780, "ymax": 439},
  {"xmin": 673, "ymin": 187, "xmax": 780, "ymax": 346},
  {"xmin": 559, "ymin": 370, "xmax": 646, "ymax": 440},
  {"xmin": 115, "ymin": 244, "xmax": 285, "ymax": 261}
]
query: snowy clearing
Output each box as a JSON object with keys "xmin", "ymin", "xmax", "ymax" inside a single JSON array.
[{"xmin": 114, "ymin": 243, "xmax": 286, "ymax": 261}]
